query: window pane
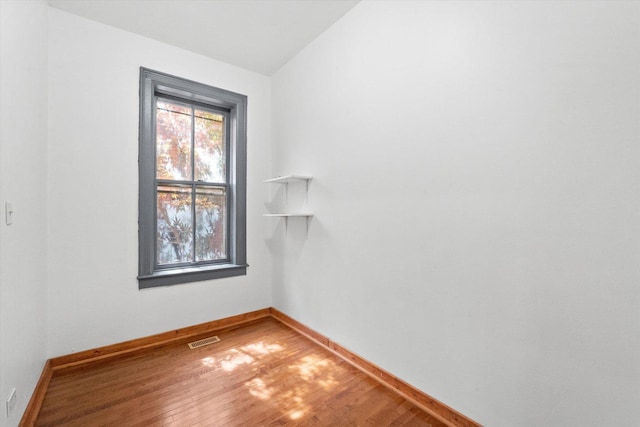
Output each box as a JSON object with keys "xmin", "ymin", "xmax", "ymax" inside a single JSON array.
[
  {"xmin": 195, "ymin": 186, "xmax": 227, "ymax": 261},
  {"xmin": 157, "ymin": 186, "xmax": 193, "ymax": 265},
  {"xmin": 156, "ymin": 100, "xmax": 192, "ymax": 180},
  {"xmin": 194, "ymin": 109, "xmax": 226, "ymax": 183}
]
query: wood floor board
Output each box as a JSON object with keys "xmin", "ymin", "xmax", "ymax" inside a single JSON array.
[{"xmin": 35, "ymin": 317, "xmax": 448, "ymax": 426}]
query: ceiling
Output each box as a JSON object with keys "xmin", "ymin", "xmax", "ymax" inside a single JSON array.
[{"xmin": 47, "ymin": 0, "xmax": 360, "ymax": 76}]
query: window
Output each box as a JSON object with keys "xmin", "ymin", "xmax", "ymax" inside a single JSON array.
[{"xmin": 138, "ymin": 68, "xmax": 247, "ymax": 288}]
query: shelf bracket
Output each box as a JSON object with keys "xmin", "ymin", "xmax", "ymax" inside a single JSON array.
[{"xmin": 282, "ymin": 216, "xmax": 311, "ymax": 237}]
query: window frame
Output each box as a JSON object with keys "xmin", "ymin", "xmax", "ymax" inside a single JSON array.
[
  {"xmin": 138, "ymin": 68, "xmax": 247, "ymax": 288},
  {"xmin": 154, "ymin": 98, "xmax": 231, "ymax": 267}
]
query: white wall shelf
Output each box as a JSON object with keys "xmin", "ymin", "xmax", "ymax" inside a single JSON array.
[
  {"xmin": 264, "ymin": 214, "xmax": 313, "ymax": 234},
  {"xmin": 264, "ymin": 175, "xmax": 312, "ymax": 198},
  {"xmin": 264, "ymin": 175, "xmax": 313, "ymax": 236},
  {"xmin": 264, "ymin": 175, "xmax": 312, "ymax": 184},
  {"xmin": 263, "ymin": 213, "xmax": 314, "ymax": 217}
]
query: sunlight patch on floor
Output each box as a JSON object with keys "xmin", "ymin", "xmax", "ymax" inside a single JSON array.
[
  {"xmin": 293, "ymin": 354, "xmax": 339, "ymax": 390},
  {"xmin": 289, "ymin": 409, "xmax": 305, "ymax": 420},
  {"xmin": 247, "ymin": 377, "xmax": 274, "ymax": 400},
  {"xmin": 241, "ymin": 342, "xmax": 283, "ymax": 355},
  {"xmin": 221, "ymin": 349, "xmax": 255, "ymax": 371},
  {"xmin": 200, "ymin": 340, "xmax": 283, "ymax": 371},
  {"xmin": 241, "ymin": 350, "xmax": 344, "ymax": 422},
  {"xmin": 200, "ymin": 338, "xmax": 344, "ymax": 422},
  {"xmin": 201, "ymin": 356, "xmax": 216, "ymax": 367}
]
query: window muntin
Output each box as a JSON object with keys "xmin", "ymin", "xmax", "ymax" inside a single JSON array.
[{"xmin": 139, "ymin": 68, "xmax": 247, "ymax": 288}]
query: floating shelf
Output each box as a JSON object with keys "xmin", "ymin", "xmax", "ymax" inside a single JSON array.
[
  {"xmin": 263, "ymin": 213, "xmax": 313, "ymax": 218},
  {"xmin": 264, "ymin": 175, "xmax": 312, "ymax": 184},
  {"xmin": 265, "ymin": 175, "xmax": 312, "ymax": 205},
  {"xmin": 264, "ymin": 213, "xmax": 313, "ymax": 235}
]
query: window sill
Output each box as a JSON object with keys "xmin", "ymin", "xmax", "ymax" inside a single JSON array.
[{"xmin": 138, "ymin": 263, "xmax": 248, "ymax": 289}]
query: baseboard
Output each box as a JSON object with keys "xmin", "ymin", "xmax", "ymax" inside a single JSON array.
[
  {"xmin": 269, "ymin": 308, "xmax": 482, "ymax": 427},
  {"xmin": 21, "ymin": 307, "xmax": 480, "ymax": 427},
  {"xmin": 50, "ymin": 308, "xmax": 271, "ymax": 369},
  {"xmin": 20, "ymin": 359, "xmax": 52, "ymax": 427}
]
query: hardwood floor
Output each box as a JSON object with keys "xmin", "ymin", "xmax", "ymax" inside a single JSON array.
[{"xmin": 35, "ymin": 318, "xmax": 447, "ymax": 426}]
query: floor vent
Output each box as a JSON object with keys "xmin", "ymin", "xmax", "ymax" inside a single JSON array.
[{"xmin": 188, "ymin": 336, "xmax": 221, "ymax": 349}]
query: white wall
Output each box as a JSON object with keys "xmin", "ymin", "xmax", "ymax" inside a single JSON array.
[
  {"xmin": 46, "ymin": 8, "xmax": 272, "ymax": 357},
  {"xmin": 0, "ymin": 1, "xmax": 49, "ymax": 426},
  {"xmin": 271, "ymin": 1, "xmax": 640, "ymax": 426}
]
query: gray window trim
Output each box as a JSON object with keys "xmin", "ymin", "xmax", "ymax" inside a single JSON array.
[{"xmin": 138, "ymin": 67, "xmax": 247, "ymax": 289}]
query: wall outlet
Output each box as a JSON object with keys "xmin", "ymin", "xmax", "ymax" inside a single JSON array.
[{"xmin": 6, "ymin": 388, "xmax": 16, "ymax": 417}]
